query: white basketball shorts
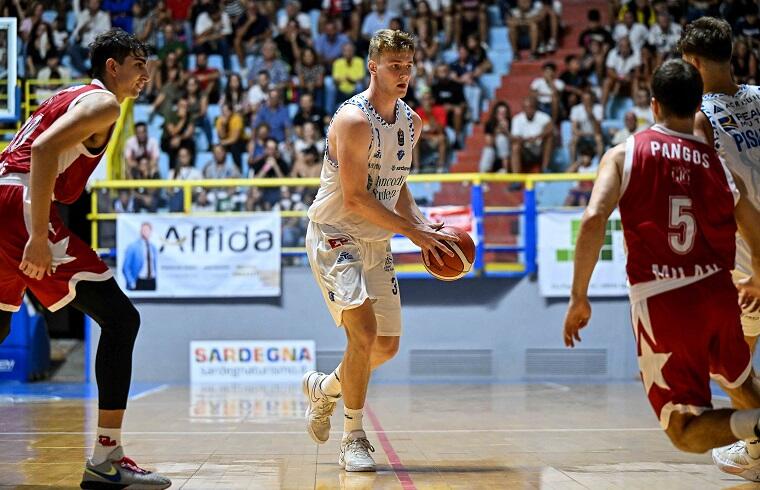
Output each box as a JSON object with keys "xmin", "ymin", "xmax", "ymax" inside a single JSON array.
[
  {"xmin": 732, "ymin": 269, "xmax": 760, "ymax": 337},
  {"xmin": 305, "ymin": 221, "xmax": 402, "ymax": 336}
]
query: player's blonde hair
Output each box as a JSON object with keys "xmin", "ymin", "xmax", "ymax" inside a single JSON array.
[{"xmin": 368, "ymin": 29, "xmax": 415, "ymax": 61}]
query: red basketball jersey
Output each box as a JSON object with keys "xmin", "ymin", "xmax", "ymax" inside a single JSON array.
[
  {"xmin": 0, "ymin": 80, "xmax": 114, "ymax": 204},
  {"xmin": 619, "ymin": 125, "xmax": 738, "ymax": 289}
]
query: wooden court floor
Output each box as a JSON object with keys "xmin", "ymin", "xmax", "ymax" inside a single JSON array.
[{"xmin": 0, "ymin": 383, "xmax": 755, "ymax": 489}]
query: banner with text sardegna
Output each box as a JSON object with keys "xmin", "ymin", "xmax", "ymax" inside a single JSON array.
[
  {"xmin": 116, "ymin": 213, "xmax": 281, "ymax": 298},
  {"xmin": 390, "ymin": 205, "xmax": 477, "ymax": 253},
  {"xmin": 538, "ymin": 209, "xmax": 628, "ymax": 297},
  {"xmin": 190, "ymin": 340, "xmax": 316, "ymax": 383}
]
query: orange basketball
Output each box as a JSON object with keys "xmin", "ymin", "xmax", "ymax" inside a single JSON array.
[{"xmin": 423, "ymin": 226, "xmax": 476, "ymax": 281}]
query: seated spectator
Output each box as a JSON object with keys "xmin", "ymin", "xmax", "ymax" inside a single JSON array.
[
  {"xmin": 223, "ymin": 73, "xmax": 247, "ymax": 115},
  {"xmin": 274, "ymin": 19, "xmax": 309, "ymax": 71},
  {"xmin": 51, "ymin": 15, "xmax": 70, "ymax": 52},
  {"xmin": 131, "ymin": 2, "xmax": 156, "ymax": 46},
  {"xmin": 35, "ymin": 52, "xmax": 71, "ymax": 102},
  {"xmin": 618, "ymin": 0, "xmax": 657, "ymax": 26},
  {"xmin": 510, "ymin": 96, "xmax": 554, "ymax": 173},
  {"xmin": 247, "ymin": 70, "xmax": 272, "ymax": 114},
  {"xmin": 113, "ymin": 189, "xmax": 136, "ymax": 213},
  {"xmin": 361, "ymin": 0, "xmax": 396, "ymax": 41},
  {"xmin": 332, "ymin": 43, "xmax": 366, "ymax": 105},
  {"xmin": 192, "ymin": 52, "xmax": 222, "ymax": 104},
  {"xmin": 450, "ymin": 46, "xmax": 484, "ymax": 127},
  {"xmin": 454, "ymin": 0, "xmax": 487, "ymax": 48},
  {"xmin": 732, "ymin": 38, "xmax": 759, "ymax": 85},
  {"xmin": 130, "ymin": 156, "xmax": 161, "ymax": 213},
  {"xmin": 320, "ymin": 0, "xmax": 361, "ymax": 41},
  {"xmin": 631, "ymin": 87, "xmax": 654, "ymax": 131},
  {"xmin": 252, "ymin": 89, "xmax": 292, "ymax": 143},
  {"xmin": 184, "ymin": 76, "xmax": 214, "ymax": 150},
  {"xmin": 68, "ymin": 0, "xmax": 111, "ymax": 75},
  {"xmin": 479, "ymin": 101, "xmax": 511, "ymax": 173},
  {"xmin": 465, "ymin": 34, "xmax": 493, "ymax": 79},
  {"xmin": 580, "ymin": 38, "xmax": 609, "ymax": 87},
  {"xmin": 601, "ymin": 37, "xmax": 641, "ymax": 112},
  {"xmin": 249, "ymin": 138, "xmax": 289, "ymax": 206},
  {"xmin": 157, "ymin": 23, "xmax": 187, "ymax": 67},
  {"xmin": 247, "ymin": 123, "xmax": 272, "ymax": 164},
  {"xmin": 125, "ymin": 122, "xmax": 160, "ymax": 177},
  {"xmin": 203, "ymin": 145, "xmax": 242, "ymax": 179},
  {"xmin": 578, "ymin": 9, "xmax": 613, "ymax": 52},
  {"xmin": 559, "ymin": 55, "xmax": 587, "ymax": 112},
  {"xmin": 648, "ymin": 11, "xmax": 681, "ymax": 63},
  {"xmin": 314, "ymin": 19, "xmax": 351, "ymax": 68},
  {"xmin": 415, "ymin": 14, "xmax": 441, "ymax": 62},
  {"xmin": 536, "ymin": 0, "xmax": 561, "ymax": 54},
  {"xmin": 242, "ymin": 186, "xmax": 270, "ymax": 212},
  {"xmin": 278, "ymin": 0, "xmax": 311, "ymax": 36},
  {"xmin": 610, "ymin": 110, "xmax": 638, "ymax": 145},
  {"xmin": 563, "ymin": 142, "xmax": 598, "ymax": 206},
  {"xmin": 193, "ymin": 4, "xmax": 232, "ymax": 71},
  {"xmin": 530, "ymin": 62, "xmax": 564, "ymax": 120},
  {"xmin": 296, "ymin": 48, "xmax": 326, "ymax": 110},
  {"xmin": 151, "ymin": 60, "xmax": 184, "ymax": 121},
  {"xmin": 192, "ymin": 188, "xmax": 217, "ymax": 212},
  {"xmin": 233, "ymin": 0, "xmax": 271, "ymax": 67},
  {"xmin": 569, "ymin": 90, "xmax": 604, "ymax": 163},
  {"xmin": 291, "ymin": 144, "xmax": 323, "ymax": 179},
  {"xmin": 293, "ymin": 122, "xmax": 326, "ymax": 160},
  {"xmin": 613, "ymin": 9, "xmax": 649, "ymax": 53},
  {"xmin": 215, "ymin": 102, "xmax": 247, "ymax": 170},
  {"xmin": 167, "ymin": 147, "xmax": 202, "ymax": 212},
  {"xmin": 293, "ymin": 93, "xmax": 328, "ymax": 138},
  {"xmin": 431, "ymin": 64, "xmax": 466, "ymax": 147},
  {"xmin": 415, "ymin": 92, "xmax": 449, "ymax": 173},
  {"xmin": 25, "ymin": 21, "xmax": 54, "ymax": 78},
  {"xmin": 735, "ymin": 7, "xmax": 760, "ymax": 47},
  {"xmin": 161, "ymin": 98, "xmax": 196, "ymax": 170},
  {"xmin": 507, "ymin": 0, "xmax": 541, "ymax": 59},
  {"xmin": 249, "ymin": 40, "xmax": 291, "ymax": 90}
]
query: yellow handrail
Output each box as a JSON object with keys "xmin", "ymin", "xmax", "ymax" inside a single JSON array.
[{"xmin": 24, "ymin": 78, "xmax": 90, "ymax": 119}]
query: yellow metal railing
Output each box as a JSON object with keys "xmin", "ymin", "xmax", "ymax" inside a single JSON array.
[
  {"xmin": 24, "ymin": 78, "xmax": 89, "ymax": 119},
  {"xmin": 88, "ymin": 173, "xmax": 597, "ymax": 276}
]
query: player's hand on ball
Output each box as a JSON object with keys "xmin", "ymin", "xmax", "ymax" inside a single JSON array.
[
  {"xmin": 564, "ymin": 296, "xmax": 591, "ymax": 348},
  {"xmin": 19, "ymin": 235, "xmax": 53, "ymax": 280},
  {"xmin": 736, "ymin": 275, "xmax": 760, "ymax": 312},
  {"xmin": 409, "ymin": 223, "xmax": 458, "ymax": 267}
]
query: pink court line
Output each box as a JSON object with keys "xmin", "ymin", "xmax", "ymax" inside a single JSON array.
[{"xmin": 364, "ymin": 404, "xmax": 417, "ymax": 490}]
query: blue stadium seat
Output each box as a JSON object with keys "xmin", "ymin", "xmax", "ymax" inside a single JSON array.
[
  {"xmin": 187, "ymin": 54, "xmax": 197, "ymax": 70},
  {"xmin": 42, "ymin": 10, "xmax": 57, "ymax": 24},
  {"xmin": 560, "ymin": 120, "xmax": 572, "ymax": 147},
  {"xmin": 158, "ymin": 151, "xmax": 170, "ymax": 178},
  {"xmin": 487, "ymin": 5, "xmax": 504, "ymax": 27},
  {"xmin": 133, "ymin": 103, "xmax": 152, "ymax": 125},
  {"xmin": 480, "ymin": 73, "xmax": 502, "ymax": 100},
  {"xmin": 488, "ymin": 51, "xmax": 512, "ymax": 76},
  {"xmin": 441, "ymin": 48, "xmax": 458, "ymax": 65},
  {"xmin": 606, "ymin": 96, "xmax": 634, "ymax": 121},
  {"xmin": 196, "ymin": 151, "xmax": 213, "ymax": 169},
  {"xmin": 207, "ymin": 55, "xmax": 225, "ymax": 72},
  {"xmin": 288, "ymin": 103, "xmax": 299, "ymax": 119},
  {"xmin": 206, "ymin": 103, "xmax": 221, "ymax": 127},
  {"xmin": 488, "ymin": 27, "xmax": 510, "ymax": 51}
]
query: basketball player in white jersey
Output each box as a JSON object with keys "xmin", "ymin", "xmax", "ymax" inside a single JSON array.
[
  {"xmin": 680, "ymin": 17, "xmax": 760, "ymax": 481},
  {"xmin": 301, "ymin": 29, "xmax": 457, "ymax": 471}
]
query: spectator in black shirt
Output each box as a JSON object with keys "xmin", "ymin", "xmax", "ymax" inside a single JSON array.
[
  {"xmin": 578, "ymin": 9, "xmax": 613, "ymax": 52},
  {"xmin": 431, "ymin": 64, "xmax": 466, "ymax": 147},
  {"xmin": 249, "ymin": 137, "xmax": 289, "ymax": 206},
  {"xmin": 293, "ymin": 93, "xmax": 328, "ymax": 138},
  {"xmin": 234, "ymin": 0, "xmax": 271, "ymax": 66},
  {"xmin": 274, "ymin": 19, "xmax": 309, "ymax": 72},
  {"xmin": 559, "ymin": 55, "xmax": 587, "ymax": 115},
  {"xmin": 736, "ymin": 6, "xmax": 760, "ymax": 48}
]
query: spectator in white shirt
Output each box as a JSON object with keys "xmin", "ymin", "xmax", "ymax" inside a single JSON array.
[
  {"xmin": 601, "ymin": 36, "xmax": 641, "ymax": 112},
  {"xmin": 194, "ymin": 5, "xmax": 233, "ymax": 71},
  {"xmin": 68, "ymin": 0, "xmax": 112, "ymax": 75},
  {"xmin": 569, "ymin": 90, "xmax": 604, "ymax": 163},
  {"xmin": 35, "ymin": 52, "xmax": 72, "ymax": 102},
  {"xmin": 610, "ymin": 110, "xmax": 639, "ymax": 146},
  {"xmin": 612, "ymin": 9, "xmax": 649, "ymax": 52},
  {"xmin": 361, "ymin": 0, "xmax": 396, "ymax": 41},
  {"xmin": 510, "ymin": 96, "xmax": 555, "ymax": 173},
  {"xmin": 530, "ymin": 61, "xmax": 564, "ymax": 121},
  {"xmin": 246, "ymin": 70, "xmax": 271, "ymax": 114},
  {"xmin": 124, "ymin": 122, "xmax": 160, "ymax": 177},
  {"xmin": 648, "ymin": 11, "xmax": 681, "ymax": 63},
  {"xmin": 631, "ymin": 87, "xmax": 654, "ymax": 131},
  {"xmin": 167, "ymin": 147, "xmax": 202, "ymax": 212}
]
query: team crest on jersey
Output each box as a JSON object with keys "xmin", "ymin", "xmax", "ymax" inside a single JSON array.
[
  {"xmin": 717, "ymin": 112, "xmax": 740, "ymax": 131},
  {"xmin": 397, "ymin": 129, "xmax": 405, "ymax": 146},
  {"xmin": 397, "ymin": 150, "xmax": 405, "ymax": 161}
]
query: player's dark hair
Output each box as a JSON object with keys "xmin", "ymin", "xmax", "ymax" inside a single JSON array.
[
  {"xmin": 650, "ymin": 59, "xmax": 703, "ymax": 118},
  {"xmin": 677, "ymin": 17, "xmax": 733, "ymax": 63},
  {"xmin": 135, "ymin": 121, "xmax": 147, "ymax": 129},
  {"xmin": 90, "ymin": 28, "xmax": 149, "ymax": 79}
]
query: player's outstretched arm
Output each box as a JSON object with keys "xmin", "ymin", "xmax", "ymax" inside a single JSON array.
[
  {"xmin": 732, "ymin": 174, "xmax": 760, "ymax": 311},
  {"xmin": 335, "ymin": 106, "xmax": 454, "ymax": 265},
  {"xmin": 564, "ymin": 143, "xmax": 625, "ymax": 347},
  {"xmin": 20, "ymin": 94, "xmax": 120, "ymax": 280}
]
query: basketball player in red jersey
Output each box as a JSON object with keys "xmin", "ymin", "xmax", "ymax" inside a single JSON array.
[
  {"xmin": 0, "ymin": 30, "xmax": 170, "ymax": 488},
  {"xmin": 563, "ymin": 59, "xmax": 760, "ymax": 456}
]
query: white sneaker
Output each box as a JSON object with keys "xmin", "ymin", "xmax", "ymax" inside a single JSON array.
[
  {"xmin": 339, "ymin": 431, "xmax": 376, "ymax": 472},
  {"xmin": 712, "ymin": 440, "xmax": 760, "ymax": 481},
  {"xmin": 302, "ymin": 370, "xmax": 339, "ymax": 444}
]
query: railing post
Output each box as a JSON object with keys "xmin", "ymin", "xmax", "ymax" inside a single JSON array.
[
  {"xmin": 90, "ymin": 190, "xmax": 99, "ymax": 250},
  {"xmin": 183, "ymin": 183, "xmax": 192, "ymax": 213},
  {"xmin": 524, "ymin": 179, "xmax": 537, "ymax": 275},
  {"xmin": 470, "ymin": 177, "xmax": 485, "ymax": 275}
]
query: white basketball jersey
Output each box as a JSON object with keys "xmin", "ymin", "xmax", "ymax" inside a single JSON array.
[
  {"xmin": 307, "ymin": 93, "xmax": 415, "ymax": 242},
  {"xmin": 701, "ymin": 85, "xmax": 760, "ymax": 274}
]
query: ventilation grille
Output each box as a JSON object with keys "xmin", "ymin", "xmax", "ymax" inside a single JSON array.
[
  {"xmin": 316, "ymin": 350, "xmax": 343, "ymax": 373},
  {"xmin": 525, "ymin": 348, "xmax": 608, "ymax": 376},
  {"xmin": 410, "ymin": 349, "xmax": 492, "ymax": 377}
]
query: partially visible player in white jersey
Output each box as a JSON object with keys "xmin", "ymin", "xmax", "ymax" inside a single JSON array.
[
  {"xmin": 301, "ymin": 29, "xmax": 457, "ymax": 472},
  {"xmin": 680, "ymin": 16, "xmax": 760, "ymax": 481}
]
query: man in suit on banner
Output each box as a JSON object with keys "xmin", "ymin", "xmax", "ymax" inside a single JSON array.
[{"xmin": 123, "ymin": 222, "xmax": 158, "ymax": 291}]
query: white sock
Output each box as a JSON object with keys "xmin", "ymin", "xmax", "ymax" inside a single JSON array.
[
  {"xmin": 91, "ymin": 427, "xmax": 121, "ymax": 464},
  {"xmin": 343, "ymin": 407, "xmax": 364, "ymax": 438},
  {"xmin": 730, "ymin": 409, "xmax": 760, "ymax": 440},
  {"xmin": 320, "ymin": 364, "xmax": 342, "ymax": 398}
]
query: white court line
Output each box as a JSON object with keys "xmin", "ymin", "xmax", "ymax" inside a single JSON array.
[
  {"xmin": 0, "ymin": 428, "xmax": 662, "ymax": 436},
  {"xmin": 130, "ymin": 384, "xmax": 169, "ymax": 401}
]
